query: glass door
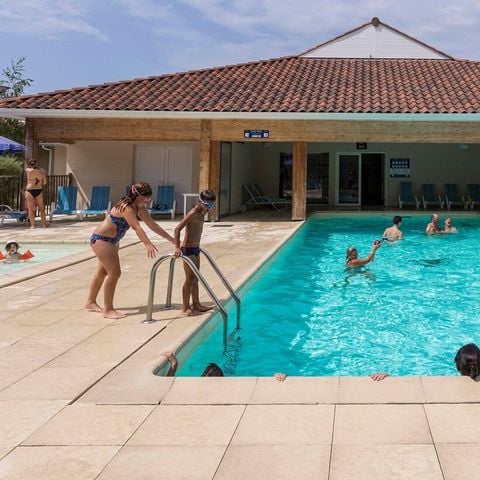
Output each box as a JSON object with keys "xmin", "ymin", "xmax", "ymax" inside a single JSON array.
[{"xmin": 337, "ymin": 153, "xmax": 361, "ymax": 205}]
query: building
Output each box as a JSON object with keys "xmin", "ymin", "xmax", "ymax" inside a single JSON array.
[{"xmin": 1, "ymin": 17, "xmax": 480, "ymax": 220}]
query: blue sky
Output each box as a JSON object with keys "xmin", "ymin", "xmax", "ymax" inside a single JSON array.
[{"xmin": 2, "ymin": 0, "xmax": 480, "ymax": 95}]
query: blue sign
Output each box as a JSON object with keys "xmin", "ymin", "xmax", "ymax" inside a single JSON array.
[{"xmin": 244, "ymin": 129, "xmax": 269, "ymax": 139}]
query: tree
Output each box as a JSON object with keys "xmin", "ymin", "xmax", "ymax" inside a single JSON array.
[{"xmin": 0, "ymin": 57, "xmax": 33, "ymax": 144}]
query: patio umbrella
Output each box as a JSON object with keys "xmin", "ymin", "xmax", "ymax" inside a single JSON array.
[{"xmin": 0, "ymin": 136, "xmax": 25, "ymax": 154}]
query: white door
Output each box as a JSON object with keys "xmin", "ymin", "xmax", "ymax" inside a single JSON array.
[
  {"xmin": 134, "ymin": 146, "xmax": 165, "ymax": 197},
  {"xmin": 166, "ymin": 146, "xmax": 193, "ymax": 213}
]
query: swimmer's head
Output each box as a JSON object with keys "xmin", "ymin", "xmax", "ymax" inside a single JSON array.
[
  {"xmin": 393, "ymin": 215, "xmax": 402, "ymax": 226},
  {"xmin": 346, "ymin": 246, "xmax": 358, "ymax": 261},
  {"xmin": 445, "ymin": 218, "xmax": 452, "ymax": 227},
  {"xmin": 431, "ymin": 214, "xmax": 439, "ymax": 223},
  {"xmin": 5, "ymin": 241, "xmax": 19, "ymax": 254},
  {"xmin": 198, "ymin": 190, "xmax": 216, "ymax": 209},
  {"xmin": 201, "ymin": 363, "xmax": 224, "ymax": 377},
  {"xmin": 455, "ymin": 343, "xmax": 480, "ymax": 379}
]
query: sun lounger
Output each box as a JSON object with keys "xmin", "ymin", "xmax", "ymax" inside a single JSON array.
[
  {"xmin": 444, "ymin": 184, "xmax": 468, "ymax": 210},
  {"xmin": 422, "ymin": 184, "xmax": 444, "ymax": 210},
  {"xmin": 398, "ymin": 182, "xmax": 419, "ymax": 209},
  {"xmin": 244, "ymin": 184, "xmax": 291, "ymax": 211},
  {"xmin": 149, "ymin": 185, "xmax": 176, "ymax": 219},
  {"xmin": 80, "ymin": 185, "xmax": 111, "ymax": 219},
  {"xmin": 467, "ymin": 184, "xmax": 480, "ymax": 209},
  {"xmin": 49, "ymin": 186, "xmax": 79, "ymax": 221},
  {"xmin": 0, "ymin": 205, "xmax": 27, "ymax": 224}
]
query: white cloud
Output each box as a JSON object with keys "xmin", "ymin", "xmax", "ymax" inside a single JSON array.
[{"xmin": 0, "ymin": 0, "xmax": 108, "ymax": 41}]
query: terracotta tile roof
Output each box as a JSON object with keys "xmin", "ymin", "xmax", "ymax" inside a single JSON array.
[{"xmin": 1, "ymin": 57, "xmax": 480, "ymax": 114}]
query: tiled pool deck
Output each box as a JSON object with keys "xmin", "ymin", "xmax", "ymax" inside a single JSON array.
[{"xmin": 0, "ymin": 212, "xmax": 479, "ymax": 479}]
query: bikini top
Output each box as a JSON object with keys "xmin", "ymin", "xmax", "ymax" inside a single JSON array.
[{"xmin": 109, "ymin": 213, "xmax": 130, "ymax": 243}]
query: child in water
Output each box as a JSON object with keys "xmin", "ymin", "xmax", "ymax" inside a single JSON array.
[{"xmin": 0, "ymin": 241, "xmax": 34, "ymax": 263}]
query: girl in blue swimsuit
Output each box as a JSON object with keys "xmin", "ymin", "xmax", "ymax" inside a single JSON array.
[{"xmin": 86, "ymin": 182, "xmax": 174, "ymax": 319}]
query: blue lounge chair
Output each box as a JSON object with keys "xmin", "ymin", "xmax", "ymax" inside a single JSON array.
[
  {"xmin": 0, "ymin": 205, "xmax": 27, "ymax": 224},
  {"xmin": 149, "ymin": 185, "xmax": 176, "ymax": 219},
  {"xmin": 81, "ymin": 185, "xmax": 111, "ymax": 219},
  {"xmin": 444, "ymin": 184, "xmax": 468, "ymax": 210},
  {"xmin": 398, "ymin": 182, "xmax": 419, "ymax": 209},
  {"xmin": 467, "ymin": 184, "xmax": 480, "ymax": 209},
  {"xmin": 422, "ymin": 184, "xmax": 443, "ymax": 210},
  {"xmin": 49, "ymin": 186, "xmax": 79, "ymax": 221}
]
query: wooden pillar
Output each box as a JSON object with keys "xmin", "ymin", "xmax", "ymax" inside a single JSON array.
[
  {"xmin": 199, "ymin": 119, "xmax": 212, "ymax": 192},
  {"xmin": 292, "ymin": 141, "xmax": 307, "ymax": 221},
  {"xmin": 208, "ymin": 140, "xmax": 220, "ymax": 221},
  {"xmin": 25, "ymin": 118, "xmax": 38, "ymax": 164}
]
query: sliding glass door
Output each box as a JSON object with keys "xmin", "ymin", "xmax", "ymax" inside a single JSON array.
[{"xmin": 337, "ymin": 153, "xmax": 361, "ymax": 205}]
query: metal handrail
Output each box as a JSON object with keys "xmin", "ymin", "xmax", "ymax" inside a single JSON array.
[
  {"xmin": 200, "ymin": 247, "xmax": 241, "ymax": 330},
  {"xmin": 143, "ymin": 253, "xmax": 229, "ymax": 350}
]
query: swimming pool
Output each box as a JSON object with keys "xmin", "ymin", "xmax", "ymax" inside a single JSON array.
[
  {"xmin": 178, "ymin": 214, "xmax": 480, "ymax": 377},
  {"xmin": 0, "ymin": 243, "xmax": 89, "ymax": 277}
]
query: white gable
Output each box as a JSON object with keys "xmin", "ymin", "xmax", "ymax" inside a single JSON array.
[{"xmin": 301, "ymin": 22, "xmax": 450, "ymax": 59}]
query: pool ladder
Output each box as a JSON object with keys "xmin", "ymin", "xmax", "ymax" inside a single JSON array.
[{"xmin": 142, "ymin": 248, "xmax": 241, "ymax": 350}]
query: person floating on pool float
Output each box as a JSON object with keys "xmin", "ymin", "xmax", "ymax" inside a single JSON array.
[
  {"xmin": 382, "ymin": 215, "xmax": 403, "ymax": 241},
  {"xmin": 425, "ymin": 213, "xmax": 442, "ymax": 235},
  {"xmin": 85, "ymin": 182, "xmax": 174, "ymax": 319},
  {"xmin": 442, "ymin": 217, "xmax": 458, "ymax": 233},
  {"xmin": 174, "ymin": 189, "xmax": 216, "ymax": 316},
  {"xmin": 345, "ymin": 241, "xmax": 381, "ymax": 269},
  {"xmin": 0, "ymin": 241, "xmax": 34, "ymax": 263}
]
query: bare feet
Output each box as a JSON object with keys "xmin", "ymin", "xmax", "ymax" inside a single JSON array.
[
  {"xmin": 181, "ymin": 308, "xmax": 199, "ymax": 317},
  {"xmin": 103, "ymin": 310, "xmax": 127, "ymax": 319},
  {"xmin": 85, "ymin": 302, "xmax": 103, "ymax": 313},
  {"xmin": 370, "ymin": 372, "xmax": 390, "ymax": 381},
  {"xmin": 193, "ymin": 304, "xmax": 214, "ymax": 312}
]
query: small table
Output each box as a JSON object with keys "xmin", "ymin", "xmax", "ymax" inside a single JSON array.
[{"xmin": 182, "ymin": 193, "xmax": 199, "ymax": 217}]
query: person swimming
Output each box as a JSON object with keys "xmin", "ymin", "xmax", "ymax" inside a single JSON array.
[
  {"xmin": 0, "ymin": 241, "xmax": 34, "ymax": 263},
  {"xmin": 345, "ymin": 241, "xmax": 381, "ymax": 269},
  {"xmin": 442, "ymin": 217, "xmax": 458, "ymax": 233},
  {"xmin": 382, "ymin": 215, "xmax": 403, "ymax": 241}
]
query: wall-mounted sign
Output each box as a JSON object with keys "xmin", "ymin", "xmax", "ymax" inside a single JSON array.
[
  {"xmin": 244, "ymin": 129, "xmax": 269, "ymax": 139},
  {"xmin": 356, "ymin": 142, "xmax": 367, "ymax": 150},
  {"xmin": 389, "ymin": 158, "xmax": 410, "ymax": 177}
]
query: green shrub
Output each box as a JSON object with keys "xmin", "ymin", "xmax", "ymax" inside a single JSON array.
[{"xmin": 0, "ymin": 154, "xmax": 23, "ymax": 176}]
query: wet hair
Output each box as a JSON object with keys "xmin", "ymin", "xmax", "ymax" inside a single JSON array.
[
  {"xmin": 393, "ymin": 215, "xmax": 402, "ymax": 225},
  {"xmin": 346, "ymin": 246, "xmax": 356, "ymax": 261},
  {"xmin": 201, "ymin": 363, "xmax": 224, "ymax": 377},
  {"xmin": 28, "ymin": 159, "xmax": 38, "ymax": 167},
  {"xmin": 199, "ymin": 189, "xmax": 216, "ymax": 202},
  {"xmin": 114, "ymin": 182, "xmax": 152, "ymax": 212},
  {"xmin": 455, "ymin": 343, "xmax": 480, "ymax": 379}
]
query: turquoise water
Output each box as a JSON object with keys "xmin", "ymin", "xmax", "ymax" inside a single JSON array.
[
  {"xmin": 0, "ymin": 243, "xmax": 88, "ymax": 276},
  {"xmin": 178, "ymin": 214, "xmax": 480, "ymax": 377}
]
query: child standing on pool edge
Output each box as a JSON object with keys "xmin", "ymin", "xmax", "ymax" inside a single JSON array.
[{"xmin": 174, "ymin": 190, "xmax": 216, "ymax": 316}]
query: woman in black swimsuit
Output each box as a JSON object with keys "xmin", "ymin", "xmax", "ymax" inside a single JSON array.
[
  {"xmin": 85, "ymin": 182, "xmax": 175, "ymax": 319},
  {"xmin": 25, "ymin": 159, "xmax": 48, "ymax": 228}
]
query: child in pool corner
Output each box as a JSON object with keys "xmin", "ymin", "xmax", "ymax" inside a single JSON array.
[{"xmin": 174, "ymin": 189, "xmax": 216, "ymax": 316}]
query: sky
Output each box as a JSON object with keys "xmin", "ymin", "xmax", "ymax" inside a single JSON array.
[{"xmin": 2, "ymin": 0, "xmax": 480, "ymax": 95}]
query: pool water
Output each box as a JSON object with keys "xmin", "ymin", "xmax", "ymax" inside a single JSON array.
[
  {"xmin": 0, "ymin": 243, "xmax": 88, "ymax": 276},
  {"xmin": 178, "ymin": 214, "xmax": 480, "ymax": 377}
]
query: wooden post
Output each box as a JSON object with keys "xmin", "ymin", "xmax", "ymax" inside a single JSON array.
[
  {"xmin": 292, "ymin": 141, "xmax": 307, "ymax": 221},
  {"xmin": 25, "ymin": 118, "xmax": 37, "ymax": 164},
  {"xmin": 208, "ymin": 141, "xmax": 220, "ymax": 221},
  {"xmin": 199, "ymin": 120, "xmax": 212, "ymax": 192}
]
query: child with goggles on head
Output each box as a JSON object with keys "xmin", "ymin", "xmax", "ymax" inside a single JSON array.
[{"xmin": 174, "ymin": 189, "xmax": 216, "ymax": 316}]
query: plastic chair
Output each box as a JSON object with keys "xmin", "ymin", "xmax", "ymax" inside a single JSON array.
[
  {"xmin": 398, "ymin": 182, "xmax": 419, "ymax": 209},
  {"xmin": 149, "ymin": 185, "xmax": 176, "ymax": 219},
  {"xmin": 467, "ymin": 184, "xmax": 480, "ymax": 209},
  {"xmin": 244, "ymin": 184, "xmax": 291, "ymax": 211},
  {"xmin": 444, "ymin": 184, "xmax": 468, "ymax": 210},
  {"xmin": 80, "ymin": 186, "xmax": 111, "ymax": 219},
  {"xmin": 422, "ymin": 184, "xmax": 444, "ymax": 210},
  {"xmin": 49, "ymin": 186, "xmax": 79, "ymax": 221}
]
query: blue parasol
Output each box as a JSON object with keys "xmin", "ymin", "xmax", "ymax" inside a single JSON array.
[{"xmin": 0, "ymin": 136, "xmax": 25, "ymax": 154}]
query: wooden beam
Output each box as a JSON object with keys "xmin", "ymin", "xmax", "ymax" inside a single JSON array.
[
  {"xmin": 211, "ymin": 119, "xmax": 480, "ymax": 143},
  {"xmin": 24, "ymin": 118, "xmax": 37, "ymax": 163},
  {"xmin": 199, "ymin": 120, "xmax": 212, "ymax": 192},
  {"xmin": 35, "ymin": 118, "xmax": 201, "ymax": 142},
  {"xmin": 292, "ymin": 141, "xmax": 307, "ymax": 221},
  {"xmin": 208, "ymin": 141, "xmax": 220, "ymax": 221}
]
